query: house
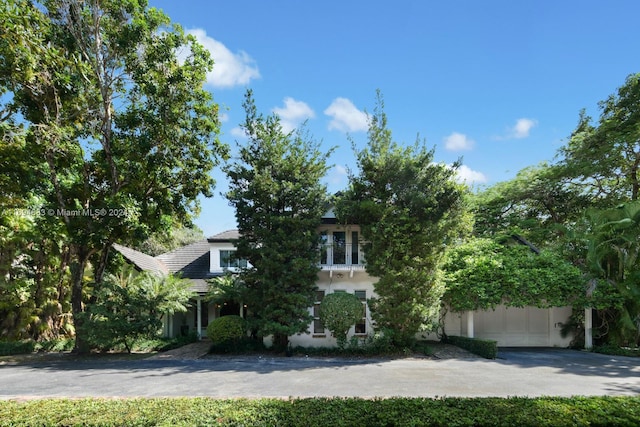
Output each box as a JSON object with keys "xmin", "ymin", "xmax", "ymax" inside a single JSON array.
[
  {"xmin": 113, "ymin": 210, "xmax": 377, "ymax": 347},
  {"xmin": 115, "ymin": 211, "xmax": 580, "ymax": 348}
]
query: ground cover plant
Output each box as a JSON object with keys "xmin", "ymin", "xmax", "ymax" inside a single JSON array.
[
  {"xmin": 1, "ymin": 396, "xmax": 639, "ymax": 426},
  {"xmin": 592, "ymin": 344, "xmax": 640, "ymax": 357}
]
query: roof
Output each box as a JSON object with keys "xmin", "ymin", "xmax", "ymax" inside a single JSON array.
[
  {"xmin": 112, "ymin": 243, "xmax": 169, "ymax": 275},
  {"xmin": 207, "ymin": 229, "xmax": 240, "ymax": 242},
  {"xmin": 156, "ymin": 239, "xmax": 213, "ymax": 279},
  {"xmin": 113, "ymin": 240, "xmax": 218, "ymax": 295}
]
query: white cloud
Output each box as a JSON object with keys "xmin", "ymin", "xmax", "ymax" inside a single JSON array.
[
  {"xmin": 444, "ymin": 132, "xmax": 474, "ymax": 151},
  {"xmin": 230, "ymin": 126, "xmax": 246, "ymax": 139},
  {"xmin": 272, "ymin": 97, "xmax": 315, "ymax": 133},
  {"xmin": 324, "ymin": 98, "xmax": 368, "ymax": 132},
  {"xmin": 187, "ymin": 28, "xmax": 260, "ymax": 88},
  {"xmin": 511, "ymin": 118, "xmax": 537, "ymax": 138},
  {"xmin": 455, "ymin": 165, "xmax": 487, "ymax": 184},
  {"xmin": 219, "ymin": 112, "xmax": 229, "ymax": 123},
  {"xmin": 326, "ymin": 165, "xmax": 348, "ymax": 184}
]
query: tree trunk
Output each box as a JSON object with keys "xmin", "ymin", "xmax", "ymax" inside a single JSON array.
[
  {"xmin": 273, "ymin": 333, "xmax": 289, "ymax": 351},
  {"xmin": 71, "ymin": 245, "xmax": 91, "ymax": 353}
]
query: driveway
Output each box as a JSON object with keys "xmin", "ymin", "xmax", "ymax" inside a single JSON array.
[{"xmin": 1, "ymin": 349, "xmax": 639, "ymax": 399}]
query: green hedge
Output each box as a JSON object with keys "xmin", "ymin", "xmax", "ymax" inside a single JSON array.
[
  {"xmin": 445, "ymin": 335, "xmax": 498, "ymax": 359},
  {"xmin": 1, "ymin": 397, "xmax": 639, "ymax": 426},
  {"xmin": 0, "ymin": 340, "xmax": 36, "ymax": 356}
]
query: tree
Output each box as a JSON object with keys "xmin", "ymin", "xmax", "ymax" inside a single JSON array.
[
  {"xmin": 225, "ymin": 90, "xmax": 332, "ymax": 349},
  {"xmin": 135, "ymin": 225, "xmax": 205, "ymax": 257},
  {"xmin": 0, "ymin": 0, "xmax": 226, "ymax": 351},
  {"xmin": 84, "ymin": 269, "xmax": 193, "ymax": 353},
  {"xmin": 319, "ymin": 292, "xmax": 364, "ymax": 349},
  {"xmin": 557, "ymin": 73, "xmax": 640, "ymax": 203},
  {"xmin": 584, "ymin": 202, "xmax": 640, "ymax": 346},
  {"xmin": 336, "ymin": 92, "xmax": 468, "ymax": 346},
  {"xmin": 472, "ymin": 164, "xmax": 589, "ymax": 251}
]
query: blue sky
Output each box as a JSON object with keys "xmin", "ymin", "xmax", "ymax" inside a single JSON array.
[{"xmin": 148, "ymin": 0, "xmax": 640, "ymax": 237}]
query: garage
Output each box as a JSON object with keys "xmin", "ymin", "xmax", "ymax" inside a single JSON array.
[{"xmin": 471, "ymin": 305, "xmax": 574, "ymax": 347}]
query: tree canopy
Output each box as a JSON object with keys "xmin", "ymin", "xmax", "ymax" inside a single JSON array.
[{"xmin": 0, "ymin": 0, "xmax": 226, "ymax": 349}]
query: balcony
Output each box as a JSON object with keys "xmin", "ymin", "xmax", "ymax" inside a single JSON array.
[{"xmin": 319, "ymin": 243, "xmax": 366, "ymax": 277}]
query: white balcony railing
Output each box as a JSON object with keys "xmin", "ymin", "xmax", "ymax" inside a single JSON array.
[{"xmin": 318, "ymin": 243, "xmax": 365, "ymax": 273}]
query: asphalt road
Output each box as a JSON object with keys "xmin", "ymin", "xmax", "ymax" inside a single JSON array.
[{"xmin": 1, "ymin": 349, "xmax": 639, "ymax": 399}]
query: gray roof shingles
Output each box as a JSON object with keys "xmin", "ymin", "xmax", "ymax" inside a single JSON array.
[
  {"xmin": 156, "ymin": 239, "xmax": 214, "ymax": 280},
  {"xmin": 113, "ymin": 230, "xmax": 240, "ymax": 294},
  {"xmin": 112, "ymin": 243, "xmax": 169, "ymax": 275}
]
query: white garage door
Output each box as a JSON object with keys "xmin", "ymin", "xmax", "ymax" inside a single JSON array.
[{"xmin": 473, "ymin": 305, "xmax": 571, "ymax": 347}]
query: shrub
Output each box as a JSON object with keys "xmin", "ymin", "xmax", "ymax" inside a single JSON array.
[
  {"xmin": 0, "ymin": 340, "xmax": 36, "ymax": 356},
  {"xmin": 206, "ymin": 315, "xmax": 246, "ymax": 345},
  {"xmin": 34, "ymin": 338, "xmax": 75, "ymax": 352},
  {"xmin": 445, "ymin": 335, "xmax": 498, "ymax": 359},
  {"xmin": 319, "ymin": 292, "xmax": 364, "ymax": 349}
]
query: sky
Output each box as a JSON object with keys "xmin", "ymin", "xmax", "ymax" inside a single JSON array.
[{"xmin": 147, "ymin": 0, "xmax": 640, "ymax": 237}]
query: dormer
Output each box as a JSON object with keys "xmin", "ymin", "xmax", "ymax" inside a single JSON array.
[{"xmin": 208, "ymin": 229, "xmax": 248, "ymax": 274}]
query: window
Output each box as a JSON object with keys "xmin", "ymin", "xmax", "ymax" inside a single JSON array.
[
  {"xmin": 313, "ymin": 290, "xmax": 325, "ymax": 334},
  {"xmin": 219, "ymin": 250, "xmax": 247, "ymax": 269},
  {"xmin": 318, "ymin": 230, "xmax": 362, "ymax": 266},
  {"xmin": 333, "ymin": 231, "xmax": 346, "ymax": 264},
  {"xmin": 351, "ymin": 231, "xmax": 359, "ymax": 264},
  {"xmin": 319, "ymin": 231, "xmax": 328, "ymax": 265},
  {"xmin": 354, "ymin": 290, "xmax": 367, "ymax": 334}
]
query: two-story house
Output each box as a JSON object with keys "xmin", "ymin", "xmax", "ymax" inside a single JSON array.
[
  {"xmin": 115, "ymin": 209, "xmax": 579, "ymax": 348},
  {"xmin": 114, "ymin": 210, "xmax": 377, "ymax": 347}
]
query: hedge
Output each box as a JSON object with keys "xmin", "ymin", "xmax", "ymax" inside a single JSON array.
[
  {"xmin": 446, "ymin": 335, "xmax": 498, "ymax": 359},
  {"xmin": 1, "ymin": 397, "xmax": 640, "ymax": 426}
]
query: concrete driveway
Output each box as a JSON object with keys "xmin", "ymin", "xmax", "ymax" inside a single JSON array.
[{"xmin": 1, "ymin": 348, "xmax": 639, "ymax": 399}]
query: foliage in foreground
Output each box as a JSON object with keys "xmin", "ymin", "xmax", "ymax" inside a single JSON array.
[{"xmin": 1, "ymin": 396, "xmax": 640, "ymax": 427}]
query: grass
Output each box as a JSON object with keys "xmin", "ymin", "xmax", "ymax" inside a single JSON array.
[{"xmin": 1, "ymin": 396, "xmax": 639, "ymax": 426}]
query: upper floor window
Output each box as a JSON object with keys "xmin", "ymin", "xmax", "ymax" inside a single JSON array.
[
  {"xmin": 220, "ymin": 250, "xmax": 247, "ymax": 269},
  {"xmin": 319, "ymin": 230, "xmax": 362, "ymax": 265}
]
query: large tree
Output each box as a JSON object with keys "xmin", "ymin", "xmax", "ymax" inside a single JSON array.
[
  {"xmin": 225, "ymin": 90, "xmax": 332, "ymax": 349},
  {"xmin": 336, "ymin": 93, "xmax": 468, "ymax": 346},
  {"xmin": 557, "ymin": 73, "xmax": 640, "ymax": 203},
  {"xmin": 0, "ymin": 0, "xmax": 226, "ymax": 351}
]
